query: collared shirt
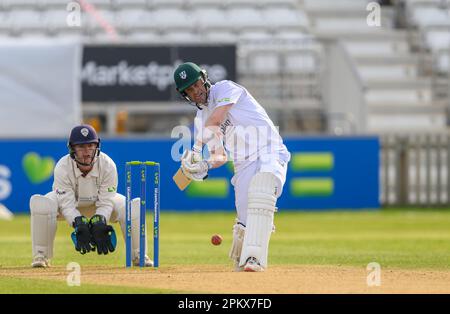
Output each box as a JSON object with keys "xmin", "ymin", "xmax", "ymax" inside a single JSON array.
[
  {"xmin": 194, "ymin": 80, "xmax": 291, "ymax": 172},
  {"xmin": 52, "ymin": 152, "xmax": 118, "ymax": 225}
]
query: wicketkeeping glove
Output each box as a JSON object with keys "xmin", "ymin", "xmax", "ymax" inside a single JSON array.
[
  {"xmin": 89, "ymin": 214, "xmax": 116, "ymax": 255},
  {"xmin": 72, "ymin": 216, "xmax": 94, "ymax": 255}
]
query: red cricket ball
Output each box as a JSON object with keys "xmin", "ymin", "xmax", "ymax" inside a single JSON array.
[{"xmin": 211, "ymin": 234, "xmax": 223, "ymax": 246}]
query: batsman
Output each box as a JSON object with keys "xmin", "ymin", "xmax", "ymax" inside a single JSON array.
[
  {"xmin": 29, "ymin": 124, "xmax": 153, "ymax": 267},
  {"xmin": 173, "ymin": 62, "xmax": 291, "ymax": 272}
]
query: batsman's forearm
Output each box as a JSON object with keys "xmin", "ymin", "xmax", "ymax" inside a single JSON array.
[
  {"xmin": 206, "ymin": 149, "xmax": 228, "ymax": 169},
  {"xmin": 207, "ymin": 158, "xmax": 227, "ymax": 169},
  {"xmin": 195, "ymin": 125, "xmax": 221, "ymax": 148}
]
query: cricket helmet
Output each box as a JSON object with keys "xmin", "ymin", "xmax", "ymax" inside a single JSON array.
[
  {"xmin": 67, "ymin": 124, "xmax": 101, "ymax": 166},
  {"xmin": 173, "ymin": 62, "xmax": 211, "ymax": 108}
]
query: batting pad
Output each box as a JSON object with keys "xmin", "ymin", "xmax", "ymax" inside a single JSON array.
[
  {"xmin": 229, "ymin": 220, "xmax": 246, "ymax": 263},
  {"xmin": 30, "ymin": 194, "xmax": 58, "ymax": 259},
  {"xmin": 239, "ymin": 172, "xmax": 277, "ymax": 269}
]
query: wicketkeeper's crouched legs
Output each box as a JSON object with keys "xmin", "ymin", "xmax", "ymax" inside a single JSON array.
[
  {"xmin": 30, "ymin": 194, "xmax": 58, "ymax": 263},
  {"xmin": 30, "ymin": 192, "xmax": 151, "ymax": 266}
]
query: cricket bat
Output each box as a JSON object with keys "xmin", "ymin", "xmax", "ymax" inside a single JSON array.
[{"xmin": 173, "ymin": 167, "xmax": 192, "ymax": 191}]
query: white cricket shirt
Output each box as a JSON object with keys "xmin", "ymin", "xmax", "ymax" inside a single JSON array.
[
  {"xmin": 52, "ymin": 152, "xmax": 118, "ymax": 225},
  {"xmin": 194, "ymin": 80, "xmax": 290, "ymax": 172}
]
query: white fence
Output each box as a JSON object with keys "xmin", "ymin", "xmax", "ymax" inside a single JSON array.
[{"xmin": 381, "ymin": 132, "xmax": 450, "ymax": 206}]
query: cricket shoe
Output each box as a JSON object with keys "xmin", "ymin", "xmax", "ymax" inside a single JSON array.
[
  {"xmin": 31, "ymin": 255, "xmax": 50, "ymax": 268},
  {"xmin": 133, "ymin": 255, "xmax": 154, "ymax": 267},
  {"xmin": 243, "ymin": 257, "xmax": 264, "ymax": 272}
]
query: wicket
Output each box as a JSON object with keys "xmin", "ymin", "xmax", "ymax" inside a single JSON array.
[{"xmin": 125, "ymin": 161, "xmax": 160, "ymax": 268}]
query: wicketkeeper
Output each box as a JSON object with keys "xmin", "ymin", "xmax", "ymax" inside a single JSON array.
[
  {"xmin": 30, "ymin": 124, "xmax": 152, "ymax": 267},
  {"xmin": 173, "ymin": 62, "xmax": 291, "ymax": 272}
]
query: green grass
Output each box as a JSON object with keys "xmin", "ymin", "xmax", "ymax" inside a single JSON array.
[{"xmin": 1, "ymin": 209, "xmax": 450, "ymax": 292}]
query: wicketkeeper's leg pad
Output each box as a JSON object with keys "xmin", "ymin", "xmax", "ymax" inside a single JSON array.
[
  {"xmin": 30, "ymin": 194, "xmax": 58, "ymax": 259},
  {"xmin": 239, "ymin": 172, "xmax": 278, "ymax": 269}
]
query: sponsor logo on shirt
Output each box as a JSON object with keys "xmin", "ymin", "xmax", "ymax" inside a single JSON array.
[
  {"xmin": 78, "ymin": 196, "xmax": 98, "ymax": 202},
  {"xmin": 56, "ymin": 189, "xmax": 66, "ymax": 195},
  {"xmin": 220, "ymin": 119, "xmax": 233, "ymax": 135},
  {"xmin": 217, "ymin": 97, "xmax": 231, "ymax": 103}
]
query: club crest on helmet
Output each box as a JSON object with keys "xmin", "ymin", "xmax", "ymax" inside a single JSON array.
[
  {"xmin": 179, "ymin": 71, "xmax": 187, "ymax": 80},
  {"xmin": 81, "ymin": 128, "xmax": 89, "ymax": 137}
]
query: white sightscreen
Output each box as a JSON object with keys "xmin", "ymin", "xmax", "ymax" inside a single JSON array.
[{"xmin": 0, "ymin": 39, "xmax": 81, "ymax": 138}]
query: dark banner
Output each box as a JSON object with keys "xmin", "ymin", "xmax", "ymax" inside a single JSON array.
[{"xmin": 81, "ymin": 45, "xmax": 236, "ymax": 102}]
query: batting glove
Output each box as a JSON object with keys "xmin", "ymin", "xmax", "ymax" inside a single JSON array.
[{"xmin": 182, "ymin": 151, "xmax": 211, "ymax": 173}]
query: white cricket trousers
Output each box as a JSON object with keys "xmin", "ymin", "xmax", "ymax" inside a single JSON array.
[{"xmin": 231, "ymin": 155, "xmax": 289, "ymax": 225}]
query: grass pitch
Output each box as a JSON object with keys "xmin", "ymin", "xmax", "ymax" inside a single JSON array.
[{"xmin": 1, "ymin": 209, "xmax": 450, "ymax": 293}]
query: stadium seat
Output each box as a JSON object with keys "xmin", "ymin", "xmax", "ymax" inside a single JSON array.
[
  {"xmin": 238, "ymin": 30, "xmax": 274, "ymax": 42},
  {"xmin": 203, "ymin": 31, "xmax": 238, "ymax": 43},
  {"xmin": 261, "ymin": 0, "xmax": 299, "ymax": 8},
  {"xmin": 127, "ymin": 31, "xmax": 162, "ymax": 42},
  {"xmin": 247, "ymin": 52, "xmax": 281, "ymax": 75},
  {"xmin": 314, "ymin": 17, "xmax": 376, "ymax": 33},
  {"xmin": 411, "ymin": 7, "xmax": 450, "ymax": 28},
  {"xmin": 90, "ymin": 31, "xmax": 122, "ymax": 42},
  {"xmin": 115, "ymin": 0, "xmax": 149, "ymax": 9},
  {"xmin": 226, "ymin": 0, "xmax": 298, "ymax": 9},
  {"xmin": 262, "ymin": 8, "xmax": 310, "ymax": 32},
  {"xmin": 358, "ymin": 65, "xmax": 418, "ymax": 80},
  {"xmin": 344, "ymin": 41, "xmax": 409, "ymax": 56},
  {"xmin": 0, "ymin": 12, "xmax": 12, "ymax": 32},
  {"xmin": 151, "ymin": 0, "xmax": 188, "ymax": 8},
  {"xmin": 10, "ymin": 10, "xmax": 45, "ymax": 33},
  {"xmin": 404, "ymin": 0, "xmax": 448, "ymax": 5},
  {"xmin": 188, "ymin": 0, "xmax": 224, "ymax": 9},
  {"xmin": 116, "ymin": 9, "xmax": 154, "ymax": 32},
  {"xmin": 283, "ymin": 52, "xmax": 318, "ymax": 75},
  {"xmin": 2, "ymin": 0, "xmax": 41, "ymax": 10},
  {"xmin": 304, "ymin": 0, "xmax": 369, "ymax": 10},
  {"xmin": 43, "ymin": 0, "xmax": 75, "ymax": 8},
  {"xmin": 366, "ymin": 88, "xmax": 432, "ymax": 104},
  {"xmin": 194, "ymin": 8, "xmax": 229, "ymax": 30},
  {"xmin": 225, "ymin": 0, "xmax": 261, "ymax": 6},
  {"xmin": 80, "ymin": 0, "xmax": 113, "ymax": 9},
  {"xmin": 227, "ymin": 8, "xmax": 265, "ymax": 30},
  {"xmin": 435, "ymin": 53, "xmax": 450, "ymax": 73},
  {"xmin": 276, "ymin": 30, "xmax": 311, "ymax": 41},
  {"xmin": 368, "ymin": 113, "xmax": 446, "ymax": 131},
  {"xmin": 45, "ymin": 9, "xmax": 74, "ymax": 33},
  {"xmin": 425, "ymin": 29, "xmax": 450, "ymax": 52},
  {"xmin": 151, "ymin": 8, "xmax": 196, "ymax": 31},
  {"xmin": 84, "ymin": 9, "xmax": 117, "ymax": 33},
  {"xmin": 161, "ymin": 31, "xmax": 203, "ymax": 43},
  {"xmin": 51, "ymin": 32, "xmax": 84, "ymax": 41}
]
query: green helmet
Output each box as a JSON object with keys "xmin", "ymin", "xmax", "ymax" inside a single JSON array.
[
  {"xmin": 173, "ymin": 62, "xmax": 211, "ymax": 108},
  {"xmin": 174, "ymin": 62, "xmax": 204, "ymax": 92}
]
